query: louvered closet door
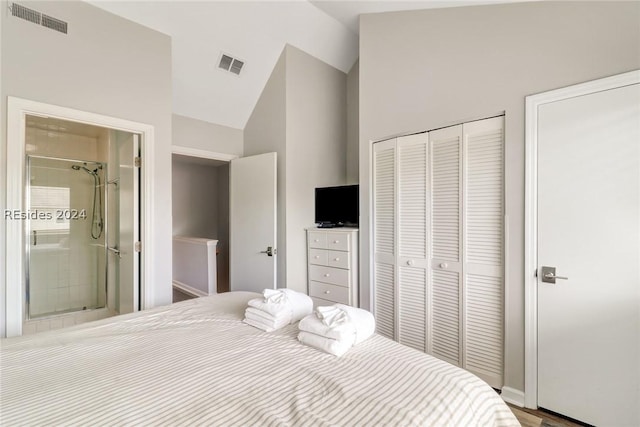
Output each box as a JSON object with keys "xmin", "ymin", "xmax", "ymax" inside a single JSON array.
[
  {"xmin": 429, "ymin": 125, "xmax": 463, "ymax": 367},
  {"xmin": 462, "ymin": 117, "xmax": 504, "ymax": 388},
  {"xmin": 373, "ymin": 139, "xmax": 396, "ymax": 340},
  {"xmin": 397, "ymin": 133, "xmax": 429, "ymax": 352}
]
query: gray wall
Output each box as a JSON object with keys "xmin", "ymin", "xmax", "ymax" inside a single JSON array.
[
  {"xmin": 285, "ymin": 45, "xmax": 347, "ymax": 292},
  {"xmin": 244, "ymin": 50, "xmax": 288, "ymax": 288},
  {"xmin": 358, "ymin": 1, "xmax": 640, "ymax": 394},
  {"xmin": 0, "ymin": 0, "xmax": 173, "ymax": 336},
  {"xmin": 173, "ymin": 114, "xmax": 243, "ymax": 156},
  {"xmin": 172, "ymin": 158, "xmax": 219, "ymax": 239},
  {"xmin": 244, "ymin": 45, "xmax": 348, "ymax": 292},
  {"xmin": 346, "ymin": 60, "xmax": 359, "ymax": 184}
]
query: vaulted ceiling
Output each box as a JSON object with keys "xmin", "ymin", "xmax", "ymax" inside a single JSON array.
[{"xmin": 89, "ymin": 1, "xmax": 516, "ymax": 130}]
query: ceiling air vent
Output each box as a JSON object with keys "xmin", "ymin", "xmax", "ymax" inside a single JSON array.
[
  {"xmin": 10, "ymin": 3, "xmax": 68, "ymax": 34},
  {"xmin": 218, "ymin": 53, "xmax": 245, "ymax": 76}
]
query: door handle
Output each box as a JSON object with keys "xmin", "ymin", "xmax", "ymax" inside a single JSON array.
[
  {"xmin": 260, "ymin": 246, "xmax": 276, "ymax": 257},
  {"xmin": 107, "ymin": 246, "xmax": 122, "ymax": 258},
  {"xmin": 540, "ymin": 266, "xmax": 568, "ymax": 284}
]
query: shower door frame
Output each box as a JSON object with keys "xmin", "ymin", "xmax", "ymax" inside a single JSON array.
[
  {"xmin": 25, "ymin": 155, "xmax": 109, "ymax": 320},
  {"xmin": 6, "ymin": 96, "xmax": 155, "ymax": 337}
]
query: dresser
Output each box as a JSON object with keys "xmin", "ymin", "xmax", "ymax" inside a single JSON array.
[{"xmin": 307, "ymin": 228, "xmax": 359, "ymax": 307}]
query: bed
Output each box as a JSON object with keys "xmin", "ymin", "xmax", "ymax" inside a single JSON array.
[{"xmin": 1, "ymin": 292, "xmax": 519, "ymax": 426}]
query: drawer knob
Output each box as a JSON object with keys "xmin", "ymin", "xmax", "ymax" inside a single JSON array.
[
  {"xmin": 314, "ymin": 239, "xmax": 319, "ymax": 243},
  {"xmin": 440, "ymin": 263, "xmax": 448, "ymax": 269},
  {"xmin": 333, "ymin": 240, "xmax": 339, "ymax": 244},
  {"xmin": 324, "ymin": 290, "xmax": 331, "ymax": 294},
  {"xmin": 314, "ymin": 256, "xmax": 320, "ymax": 259},
  {"xmin": 324, "ymin": 273, "xmax": 330, "ymax": 277},
  {"xmin": 334, "ymin": 258, "xmax": 340, "ymax": 261}
]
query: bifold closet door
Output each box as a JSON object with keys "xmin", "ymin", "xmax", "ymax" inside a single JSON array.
[
  {"xmin": 397, "ymin": 134, "xmax": 429, "ymax": 352},
  {"xmin": 462, "ymin": 117, "xmax": 504, "ymax": 388},
  {"xmin": 372, "ymin": 116, "xmax": 504, "ymax": 389},
  {"xmin": 373, "ymin": 138, "xmax": 396, "ymax": 340},
  {"xmin": 429, "ymin": 125, "xmax": 463, "ymax": 366}
]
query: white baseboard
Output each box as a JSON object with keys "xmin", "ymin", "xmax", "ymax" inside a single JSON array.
[
  {"xmin": 172, "ymin": 281, "xmax": 208, "ymax": 298},
  {"xmin": 501, "ymin": 387, "xmax": 525, "ymax": 407}
]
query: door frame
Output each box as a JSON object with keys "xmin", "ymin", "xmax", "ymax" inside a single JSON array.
[
  {"xmin": 523, "ymin": 69, "xmax": 640, "ymax": 409},
  {"xmin": 170, "ymin": 145, "xmax": 237, "ymax": 295},
  {"xmin": 6, "ymin": 96, "xmax": 155, "ymax": 337}
]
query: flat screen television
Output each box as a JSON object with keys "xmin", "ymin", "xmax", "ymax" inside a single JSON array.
[{"xmin": 315, "ymin": 185, "xmax": 359, "ymax": 227}]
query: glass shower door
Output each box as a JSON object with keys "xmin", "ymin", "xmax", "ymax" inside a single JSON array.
[{"xmin": 27, "ymin": 156, "xmax": 107, "ymax": 318}]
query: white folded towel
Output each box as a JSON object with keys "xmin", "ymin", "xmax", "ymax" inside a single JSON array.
[
  {"xmin": 298, "ymin": 331, "xmax": 356, "ymax": 357},
  {"xmin": 299, "ymin": 313, "xmax": 356, "ymax": 343},
  {"xmin": 243, "ymin": 317, "xmax": 280, "ymax": 333},
  {"xmin": 244, "ymin": 309, "xmax": 289, "ymax": 331},
  {"xmin": 300, "ymin": 304, "xmax": 376, "ymax": 345},
  {"xmin": 247, "ymin": 298, "xmax": 290, "ymax": 319},
  {"xmin": 316, "ymin": 305, "xmax": 348, "ymax": 327},
  {"xmin": 243, "ymin": 289, "xmax": 313, "ymax": 332},
  {"xmin": 245, "ymin": 307, "xmax": 280, "ymax": 323},
  {"xmin": 263, "ymin": 288, "xmax": 287, "ymax": 304},
  {"xmin": 279, "ymin": 289, "xmax": 313, "ymax": 322},
  {"xmin": 297, "ymin": 305, "xmax": 376, "ymax": 356},
  {"xmin": 334, "ymin": 304, "xmax": 376, "ymax": 345},
  {"xmin": 248, "ymin": 289, "xmax": 312, "ymax": 322}
]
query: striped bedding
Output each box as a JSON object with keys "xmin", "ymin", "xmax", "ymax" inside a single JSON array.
[{"xmin": 1, "ymin": 292, "xmax": 519, "ymax": 426}]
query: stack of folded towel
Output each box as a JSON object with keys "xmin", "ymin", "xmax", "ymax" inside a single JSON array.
[
  {"xmin": 243, "ymin": 288, "xmax": 313, "ymax": 332},
  {"xmin": 298, "ymin": 304, "xmax": 376, "ymax": 357}
]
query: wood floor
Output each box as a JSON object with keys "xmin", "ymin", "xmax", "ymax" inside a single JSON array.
[
  {"xmin": 509, "ymin": 404, "xmax": 586, "ymax": 427},
  {"xmin": 172, "ymin": 288, "xmax": 196, "ymax": 303}
]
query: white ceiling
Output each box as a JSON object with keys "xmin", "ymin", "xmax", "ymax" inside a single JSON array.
[{"xmin": 89, "ymin": 1, "xmax": 516, "ymax": 131}]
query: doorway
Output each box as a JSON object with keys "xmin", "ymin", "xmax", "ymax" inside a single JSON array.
[
  {"xmin": 5, "ymin": 97, "xmax": 154, "ymax": 338},
  {"xmin": 525, "ymin": 71, "xmax": 639, "ymax": 425},
  {"xmin": 171, "ymin": 152, "xmax": 231, "ymax": 298},
  {"xmin": 21, "ymin": 116, "xmax": 140, "ymax": 334}
]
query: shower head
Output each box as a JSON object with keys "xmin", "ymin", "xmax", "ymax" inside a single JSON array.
[{"xmin": 71, "ymin": 164, "xmax": 98, "ymax": 176}]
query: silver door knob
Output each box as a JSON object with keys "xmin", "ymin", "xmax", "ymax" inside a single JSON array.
[
  {"xmin": 540, "ymin": 266, "xmax": 568, "ymax": 284},
  {"xmin": 260, "ymin": 246, "xmax": 276, "ymax": 257}
]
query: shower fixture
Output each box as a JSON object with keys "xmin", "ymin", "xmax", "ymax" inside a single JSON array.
[{"xmin": 71, "ymin": 162, "xmax": 104, "ymax": 239}]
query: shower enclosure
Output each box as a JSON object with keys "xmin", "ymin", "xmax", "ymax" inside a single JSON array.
[
  {"xmin": 3, "ymin": 99, "xmax": 148, "ymax": 337},
  {"xmin": 27, "ymin": 156, "xmax": 108, "ymax": 318},
  {"xmin": 18, "ymin": 113, "xmax": 140, "ymax": 333}
]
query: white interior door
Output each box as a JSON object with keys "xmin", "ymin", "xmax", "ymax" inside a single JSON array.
[
  {"xmin": 230, "ymin": 152, "xmax": 277, "ymax": 293},
  {"xmin": 537, "ymin": 81, "xmax": 639, "ymax": 426},
  {"xmin": 111, "ymin": 131, "xmax": 139, "ymax": 314}
]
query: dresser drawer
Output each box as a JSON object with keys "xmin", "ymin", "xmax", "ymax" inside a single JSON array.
[
  {"xmin": 311, "ymin": 296, "xmax": 335, "ymax": 308},
  {"xmin": 309, "ymin": 248, "xmax": 328, "ymax": 266},
  {"xmin": 309, "ymin": 281, "xmax": 350, "ymax": 305},
  {"xmin": 327, "ymin": 250, "xmax": 349, "ymax": 269},
  {"xmin": 308, "ymin": 231, "xmax": 327, "ymax": 249},
  {"xmin": 326, "ymin": 232, "xmax": 350, "ymax": 251},
  {"xmin": 309, "ymin": 265, "xmax": 349, "ymax": 287}
]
